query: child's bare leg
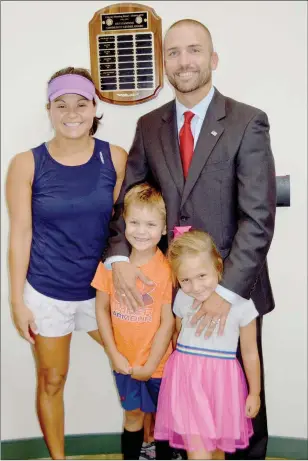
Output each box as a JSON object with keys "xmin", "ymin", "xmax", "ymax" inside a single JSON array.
[
  {"xmin": 125, "ymin": 408, "xmax": 145, "ymax": 431},
  {"xmin": 187, "ymin": 449, "xmax": 212, "ymax": 460},
  {"xmin": 212, "ymin": 449, "xmax": 225, "ymax": 460},
  {"xmin": 187, "ymin": 448, "xmax": 224, "ymax": 459},
  {"xmin": 143, "ymin": 412, "xmax": 155, "ymax": 443}
]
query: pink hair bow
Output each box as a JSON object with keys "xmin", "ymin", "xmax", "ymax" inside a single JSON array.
[{"xmin": 173, "ymin": 226, "xmax": 192, "ymax": 238}]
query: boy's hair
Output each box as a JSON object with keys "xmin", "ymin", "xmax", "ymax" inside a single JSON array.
[
  {"xmin": 167, "ymin": 229, "xmax": 223, "ymax": 285},
  {"xmin": 123, "ymin": 183, "xmax": 166, "ymax": 222}
]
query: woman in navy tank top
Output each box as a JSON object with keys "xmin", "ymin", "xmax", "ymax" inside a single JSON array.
[{"xmin": 6, "ymin": 67, "xmax": 127, "ymax": 459}]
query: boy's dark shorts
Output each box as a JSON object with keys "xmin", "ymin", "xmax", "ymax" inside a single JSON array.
[{"xmin": 113, "ymin": 371, "xmax": 162, "ymax": 413}]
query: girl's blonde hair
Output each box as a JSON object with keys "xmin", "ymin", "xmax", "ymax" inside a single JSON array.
[
  {"xmin": 167, "ymin": 229, "xmax": 223, "ymax": 285},
  {"xmin": 123, "ymin": 183, "xmax": 166, "ymax": 222}
]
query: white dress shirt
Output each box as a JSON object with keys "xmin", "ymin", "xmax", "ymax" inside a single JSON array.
[
  {"xmin": 176, "ymin": 85, "xmax": 215, "ymax": 147},
  {"xmin": 105, "ymin": 87, "xmax": 245, "ymax": 304}
]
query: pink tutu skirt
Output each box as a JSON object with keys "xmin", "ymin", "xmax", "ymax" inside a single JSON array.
[{"xmin": 154, "ymin": 350, "xmax": 253, "ymax": 453}]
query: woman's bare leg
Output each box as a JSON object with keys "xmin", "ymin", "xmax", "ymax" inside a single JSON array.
[{"xmin": 34, "ymin": 334, "xmax": 72, "ymax": 460}]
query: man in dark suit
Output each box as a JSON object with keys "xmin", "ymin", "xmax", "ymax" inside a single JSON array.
[{"xmin": 105, "ymin": 19, "xmax": 276, "ymax": 460}]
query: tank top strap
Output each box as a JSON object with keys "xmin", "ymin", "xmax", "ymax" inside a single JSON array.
[
  {"xmin": 93, "ymin": 138, "xmax": 114, "ymax": 170},
  {"xmin": 31, "ymin": 142, "xmax": 49, "ymax": 187}
]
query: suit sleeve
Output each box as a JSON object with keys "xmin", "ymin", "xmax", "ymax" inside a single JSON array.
[
  {"xmin": 104, "ymin": 118, "xmax": 149, "ymax": 260},
  {"xmin": 220, "ymin": 111, "xmax": 276, "ymax": 299}
]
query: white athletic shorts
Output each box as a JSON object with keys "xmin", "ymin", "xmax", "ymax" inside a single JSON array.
[{"xmin": 23, "ymin": 280, "xmax": 98, "ymax": 337}]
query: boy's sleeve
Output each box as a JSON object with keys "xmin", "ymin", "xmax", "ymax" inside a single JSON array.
[
  {"xmin": 239, "ymin": 299, "xmax": 259, "ymax": 327},
  {"xmin": 91, "ymin": 262, "xmax": 112, "ymax": 294}
]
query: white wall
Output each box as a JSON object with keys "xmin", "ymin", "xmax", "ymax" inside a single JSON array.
[{"xmin": 1, "ymin": 0, "xmax": 307, "ymax": 441}]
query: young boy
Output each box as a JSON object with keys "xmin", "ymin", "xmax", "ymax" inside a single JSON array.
[{"xmin": 91, "ymin": 183, "xmax": 175, "ymax": 460}]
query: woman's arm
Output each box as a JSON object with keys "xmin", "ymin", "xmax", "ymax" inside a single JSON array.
[
  {"xmin": 6, "ymin": 151, "xmax": 37, "ymax": 343},
  {"xmin": 240, "ymin": 319, "xmax": 261, "ymax": 417},
  {"xmin": 109, "ymin": 145, "xmax": 128, "ymax": 203},
  {"xmin": 95, "ymin": 290, "xmax": 131, "ymax": 374}
]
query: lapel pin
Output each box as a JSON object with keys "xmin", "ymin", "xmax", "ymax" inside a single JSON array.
[{"xmin": 211, "ymin": 131, "xmax": 217, "ymax": 136}]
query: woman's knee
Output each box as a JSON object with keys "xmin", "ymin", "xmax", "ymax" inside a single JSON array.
[{"xmin": 38, "ymin": 367, "xmax": 67, "ymax": 396}]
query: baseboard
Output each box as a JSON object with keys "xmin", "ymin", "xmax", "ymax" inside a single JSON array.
[
  {"xmin": 0, "ymin": 433, "xmax": 121, "ymax": 460},
  {"xmin": 267, "ymin": 436, "xmax": 308, "ymax": 459},
  {"xmin": 1, "ymin": 433, "xmax": 307, "ymax": 460}
]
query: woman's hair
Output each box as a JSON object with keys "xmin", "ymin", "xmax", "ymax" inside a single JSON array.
[
  {"xmin": 123, "ymin": 183, "xmax": 166, "ymax": 223},
  {"xmin": 167, "ymin": 229, "xmax": 223, "ymax": 285},
  {"xmin": 47, "ymin": 67, "xmax": 102, "ymax": 136}
]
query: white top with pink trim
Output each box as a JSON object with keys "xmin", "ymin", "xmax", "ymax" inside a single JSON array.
[{"xmin": 173, "ymin": 289, "xmax": 259, "ymax": 359}]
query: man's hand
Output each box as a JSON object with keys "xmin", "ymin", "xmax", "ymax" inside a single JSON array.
[
  {"xmin": 112, "ymin": 261, "xmax": 153, "ymax": 311},
  {"xmin": 190, "ymin": 291, "xmax": 231, "ymax": 338},
  {"xmin": 131, "ymin": 365, "xmax": 153, "ymax": 382},
  {"xmin": 111, "ymin": 351, "xmax": 132, "ymax": 375},
  {"xmin": 245, "ymin": 394, "xmax": 261, "ymax": 418}
]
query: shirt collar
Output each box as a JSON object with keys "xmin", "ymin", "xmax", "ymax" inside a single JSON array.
[{"xmin": 176, "ymin": 86, "xmax": 215, "ymax": 125}]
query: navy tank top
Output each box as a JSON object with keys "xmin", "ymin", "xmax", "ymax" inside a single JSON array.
[{"xmin": 27, "ymin": 138, "xmax": 116, "ymax": 301}]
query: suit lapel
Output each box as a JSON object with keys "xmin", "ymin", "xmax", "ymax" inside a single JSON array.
[
  {"xmin": 181, "ymin": 89, "xmax": 226, "ymax": 207},
  {"xmin": 160, "ymin": 101, "xmax": 184, "ymax": 196}
]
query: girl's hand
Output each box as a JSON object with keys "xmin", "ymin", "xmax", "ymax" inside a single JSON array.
[
  {"xmin": 111, "ymin": 352, "xmax": 132, "ymax": 375},
  {"xmin": 131, "ymin": 365, "xmax": 153, "ymax": 381},
  {"xmin": 12, "ymin": 302, "xmax": 38, "ymax": 344},
  {"xmin": 245, "ymin": 394, "xmax": 261, "ymax": 418}
]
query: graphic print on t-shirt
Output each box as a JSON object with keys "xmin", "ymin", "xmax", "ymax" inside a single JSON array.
[{"xmin": 113, "ymin": 281, "xmax": 156, "ymax": 323}]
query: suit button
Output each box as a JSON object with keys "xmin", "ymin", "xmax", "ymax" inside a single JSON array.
[{"xmin": 180, "ymin": 216, "xmax": 189, "ymax": 222}]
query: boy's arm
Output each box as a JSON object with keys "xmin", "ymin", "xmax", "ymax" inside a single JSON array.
[
  {"xmin": 172, "ymin": 316, "xmax": 182, "ymax": 349},
  {"xmin": 95, "ymin": 290, "xmax": 131, "ymax": 375},
  {"xmin": 95, "ymin": 291, "xmax": 117, "ymax": 357},
  {"xmin": 240, "ymin": 319, "xmax": 261, "ymax": 417},
  {"xmin": 146, "ymin": 303, "xmax": 175, "ymax": 371},
  {"xmin": 131, "ymin": 303, "xmax": 175, "ymax": 381}
]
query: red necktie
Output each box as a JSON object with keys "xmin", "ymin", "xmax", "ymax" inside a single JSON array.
[{"xmin": 179, "ymin": 111, "xmax": 195, "ymax": 178}]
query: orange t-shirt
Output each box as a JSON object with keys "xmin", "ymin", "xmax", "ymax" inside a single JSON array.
[{"xmin": 91, "ymin": 249, "xmax": 173, "ymax": 378}]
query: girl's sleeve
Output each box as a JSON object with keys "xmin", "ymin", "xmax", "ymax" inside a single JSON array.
[
  {"xmin": 173, "ymin": 289, "xmax": 184, "ymax": 318},
  {"xmin": 91, "ymin": 262, "xmax": 112, "ymax": 295},
  {"xmin": 239, "ymin": 299, "xmax": 259, "ymax": 327}
]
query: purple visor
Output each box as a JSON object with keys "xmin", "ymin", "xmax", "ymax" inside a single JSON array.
[{"xmin": 47, "ymin": 74, "xmax": 96, "ymax": 101}]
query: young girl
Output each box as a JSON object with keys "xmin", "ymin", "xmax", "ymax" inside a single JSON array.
[
  {"xmin": 91, "ymin": 183, "xmax": 175, "ymax": 460},
  {"xmin": 155, "ymin": 229, "xmax": 261, "ymax": 460}
]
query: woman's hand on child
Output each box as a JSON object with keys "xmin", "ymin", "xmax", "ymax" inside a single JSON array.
[
  {"xmin": 111, "ymin": 352, "xmax": 132, "ymax": 375},
  {"xmin": 131, "ymin": 365, "xmax": 152, "ymax": 381},
  {"xmin": 245, "ymin": 394, "xmax": 261, "ymax": 418},
  {"xmin": 190, "ymin": 291, "xmax": 231, "ymax": 338}
]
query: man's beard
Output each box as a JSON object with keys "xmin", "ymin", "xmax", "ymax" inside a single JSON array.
[{"xmin": 167, "ymin": 68, "xmax": 211, "ymax": 94}]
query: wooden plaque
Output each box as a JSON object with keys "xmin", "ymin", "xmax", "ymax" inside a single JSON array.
[{"xmin": 89, "ymin": 3, "xmax": 163, "ymax": 105}]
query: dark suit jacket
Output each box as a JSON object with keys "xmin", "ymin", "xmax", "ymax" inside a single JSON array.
[{"xmin": 105, "ymin": 88, "xmax": 276, "ymax": 315}]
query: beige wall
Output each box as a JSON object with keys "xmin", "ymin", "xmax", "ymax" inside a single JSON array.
[{"xmin": 1, "ymin": 0, "xmax": 307, "ymax": 441}]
